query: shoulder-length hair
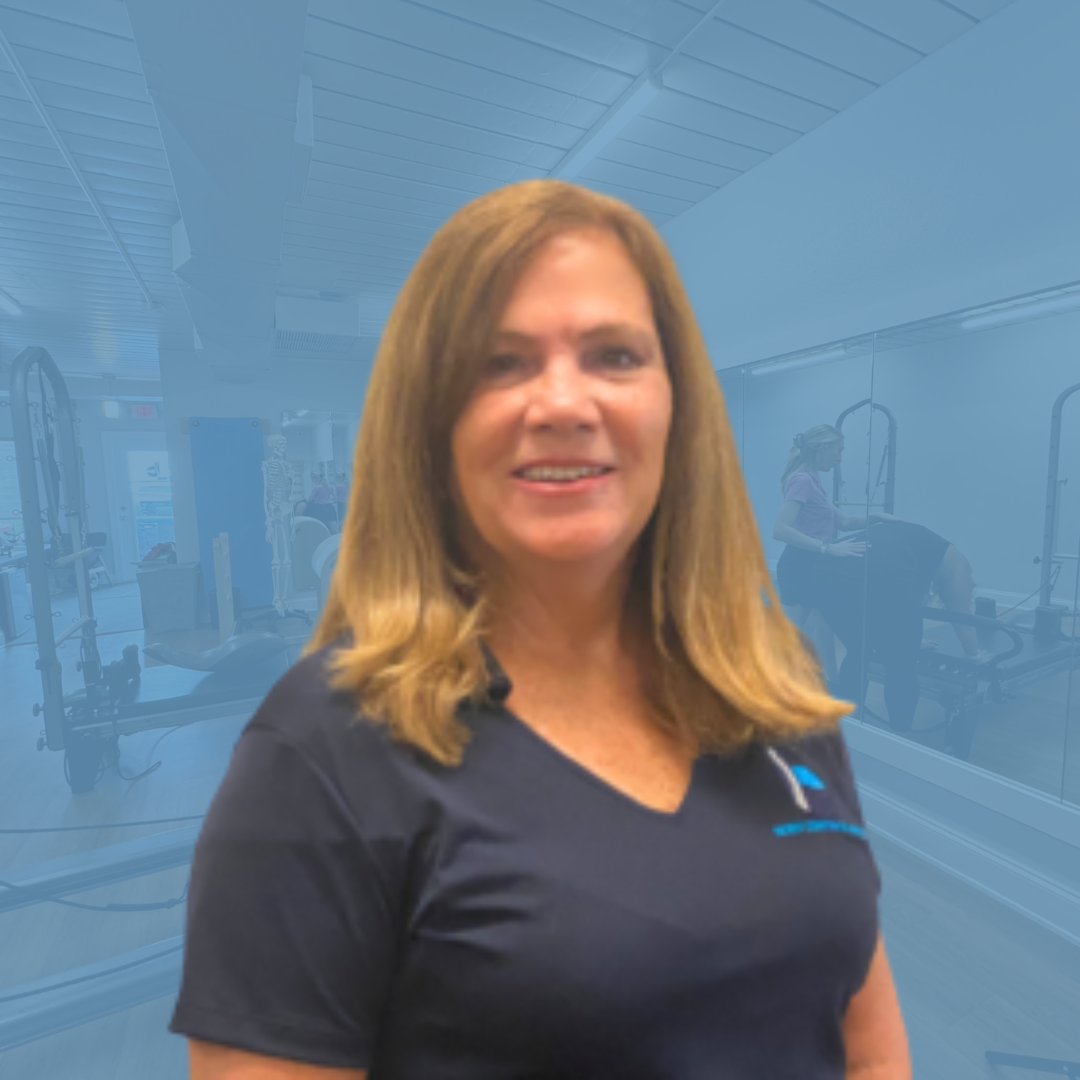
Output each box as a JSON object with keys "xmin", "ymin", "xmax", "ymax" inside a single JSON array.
[{"xmin": 308, "ymin": 179, "xmax": 848, "ymax": 765}]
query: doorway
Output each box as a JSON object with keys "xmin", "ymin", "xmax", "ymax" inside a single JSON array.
[{"xmin": 101, "ymin": 432, "xmax": 175, "ymax": 582}]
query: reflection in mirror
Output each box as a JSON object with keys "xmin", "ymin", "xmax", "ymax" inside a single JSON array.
[{"xmin": 735, "ymin": 301, "xmax": 1080, "ymax": 804}]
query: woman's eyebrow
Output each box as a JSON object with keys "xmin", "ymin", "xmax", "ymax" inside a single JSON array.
[{"xmin": 493, "ymin": 323, "xmax": 655, "ymax": 346}]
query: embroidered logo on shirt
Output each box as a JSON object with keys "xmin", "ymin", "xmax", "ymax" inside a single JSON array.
[
  {"xmin": 773, "ymin": 818, "xmax": 866, "ymax": 838},
  {"xmin": 790, "ymin": 764, "xmax": 825, "ymax": 790},
  {"xmin": 766, "ymin": 748, "xmax": 867, "ymax": 839}
]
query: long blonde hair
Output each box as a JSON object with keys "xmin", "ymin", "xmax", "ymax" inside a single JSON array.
[
  {"xmin": 308, "ymin": 180, "xmax": 848, "ymax": 765},
  {"xmin": 780, "ymin": 424, "xmax": 843, "ymax": 492}
]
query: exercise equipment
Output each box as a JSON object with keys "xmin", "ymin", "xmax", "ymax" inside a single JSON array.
[
  {"xmin": 1037, "ymin": 380, "xmax": 1080, "ymax": 633},
  {"xmin": 290, "ymin": 515, "xmax": 330, "ymax": 591},
  {"xmin": 10, "ymin": 347, "xmax": 296, "ymax": 794},
  {"xmin": 833, "ymin": 398, "xmax": 897, "ymax": 516},
  {"xmin": 142, "ymin": 630, "xmax": 287, "ymax": 673},
  {"xmin": 825, "ymin": 389, "xmax": 1079, "ymax": 759}
]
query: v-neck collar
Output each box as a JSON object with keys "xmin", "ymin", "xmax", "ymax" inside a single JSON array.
[{"xmin": 479, "ymin": 641, "xmax": 697, "ymax": 821}]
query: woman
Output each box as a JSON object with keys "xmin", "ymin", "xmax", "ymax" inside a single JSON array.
[
  {"xmin": 773, "ymin": 426, "xmax": 899, "ymax": 621},
  {"xmin": 812, "ymin": 521, "xmax": 989, "ymax": 732},
  {"xmin": 171, "ymin": 180, "xmax": 910, "ymax": 1078}
]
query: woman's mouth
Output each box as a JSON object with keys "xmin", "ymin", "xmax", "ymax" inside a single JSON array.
[{"xmin": 513, "ymin": 464, "xmax": 614, "ymax": 492}]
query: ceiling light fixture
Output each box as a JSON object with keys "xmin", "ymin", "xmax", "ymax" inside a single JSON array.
[
  {"xmin": 749, "ymin": 345, "xmax": 850, "ymax": 378},
  {"xmin": 0, "ymin": 286, "xmax": 21, "ymax": 316},
  {"xmin": 960, "ymin": 291, "xmax": 1080, "ymax": 331}
]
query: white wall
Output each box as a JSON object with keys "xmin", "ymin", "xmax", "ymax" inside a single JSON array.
[{"xmin": 662, "ymin": 0, "xmax": 1080, "ymax": 368}]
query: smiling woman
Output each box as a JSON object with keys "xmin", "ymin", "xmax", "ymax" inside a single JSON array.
[{"xmin": 170, "ymin": 180, "xmax": 910, "ymax": 1079}]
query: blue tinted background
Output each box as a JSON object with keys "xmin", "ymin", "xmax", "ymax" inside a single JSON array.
[{"xmin": 1, "ymin": 1, "xmax": 1078, "ymax": 1076}]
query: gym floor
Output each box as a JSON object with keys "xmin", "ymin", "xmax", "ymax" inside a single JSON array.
[{"xmin": 1, "ymin": 584, "xmax": 1078, "ymax": 1077}]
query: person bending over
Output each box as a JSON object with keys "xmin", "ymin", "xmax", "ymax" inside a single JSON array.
[{"xmin": 812, "ymin": 520, "xmax": 986, "ymax": 732}]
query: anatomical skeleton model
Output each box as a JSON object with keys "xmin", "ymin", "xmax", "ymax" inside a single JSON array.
[{"xmin": 262, "ymin": 435, "xmax": 293, "ymax": 617}]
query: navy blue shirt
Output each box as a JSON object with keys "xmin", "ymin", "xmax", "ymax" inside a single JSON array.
[{"xmin": 170, "ymin": 645, "xmax": 881, "ymax": 1078}]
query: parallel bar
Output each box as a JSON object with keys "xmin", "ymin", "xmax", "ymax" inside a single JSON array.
[
  {"xmin": 0, "ymin": 938, "xmax": 183, "ymax": 1052},
  {"xmin": 68, "ymin": 696, "xmax": 263, "ymax": 739},
  {"xmin": 0, "ymin": 826, "xmax": 198, "ymax": 914}
]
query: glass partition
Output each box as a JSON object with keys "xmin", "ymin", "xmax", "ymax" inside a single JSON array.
[
  {"xmin": 738, "ymin": 349, "xmax": 875, "ymax": 703},
  {"xmin": 729, "ymin": 303, "xmax": 1080, "ymax": 804}
]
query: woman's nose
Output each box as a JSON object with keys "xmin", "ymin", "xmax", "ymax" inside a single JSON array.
[{"xmin": 526, "ymin": 356, "xmax": 599, "ymax": 422}]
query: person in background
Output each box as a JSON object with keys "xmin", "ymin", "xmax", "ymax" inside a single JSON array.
[
  {"xmin": 811, "ymin": 521, "xmax": 990, "ymax": 732},
  {"xmin": 335, "ymin": 470, "xmax": 350, "ymax": 513},
  {"xmin": 306, "ymin": 471, "xmax": 336, "ymax": 529},
  {"xmin": 773, "ymin": 424, "xmax": 900, "ymax": 683}
]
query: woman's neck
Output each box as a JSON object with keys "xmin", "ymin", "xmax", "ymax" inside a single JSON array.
[{"xmin": 484, "ymin": 561, "xmax": 646, "ymax": 688}]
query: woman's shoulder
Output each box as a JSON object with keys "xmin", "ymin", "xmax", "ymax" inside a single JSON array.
[
  {"xmin": 783, "ymin": 469, "xmax": 822, "ymax": 497},
  {"xmin": 236, "ymin": 642, "xmax": 447, "ymax": 833},
  {"xmin": 771, "ymin": 723, "xmax": 864, "ymax": 820},
  {"xmin": 244, "ymin": 642, "xmax": 407, "ymax": 778}
]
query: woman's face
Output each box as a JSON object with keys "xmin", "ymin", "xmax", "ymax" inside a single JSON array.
[
  {"xmin": 816, "ymin": 440, "xmax": 844, "ymax": 472},
  {"xmin": 450, "ymin": 228, "xmax": 672, "ymax": 580}
]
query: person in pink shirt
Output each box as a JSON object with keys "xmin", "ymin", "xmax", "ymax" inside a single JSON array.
[{"xmin": 773, "ymin": 425, "xmax": 899, "ymax": 667}]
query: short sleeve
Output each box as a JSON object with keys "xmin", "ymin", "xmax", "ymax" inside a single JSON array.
[
  {"xmin": 169, "ymin": 726, "xmax": 399, "ymax": 1069},
  {"xmin": 790, "ymin": 726, "xmax": 882, "ymax": 896},
  {"xmin": 783, "ymin": 471, "xmax": 813, "ymax": 503},
  {"xmin": 817, "ymin": 727, "xmax": 868, "ymax": 826}
]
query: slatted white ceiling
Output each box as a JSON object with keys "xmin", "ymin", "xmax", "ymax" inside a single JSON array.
[
  {"xmin": 0, "ymin": 0, "xmax": 184, "ymax": 379},
  {"xmin": 0, "ymin": 0, "xmax": 1014, "ymax": 379}
]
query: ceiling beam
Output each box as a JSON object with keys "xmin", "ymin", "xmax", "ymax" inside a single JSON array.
[
  {"xmin": 0, "ymin": 24, "xmax": 159, "ymax": 310},
  {"xmin": 549, "ymin": 0, "xmax": 732, "ymax": 182}
]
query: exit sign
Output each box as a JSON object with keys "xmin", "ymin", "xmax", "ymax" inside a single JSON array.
[{"xmin": 132, "ymin": 403, "xmax": 157, "ymax": 420}]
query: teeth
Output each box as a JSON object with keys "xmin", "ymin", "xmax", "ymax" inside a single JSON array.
[{"xmin": 520, "ymin": 465, "xmax": 607, "ymax": 482}]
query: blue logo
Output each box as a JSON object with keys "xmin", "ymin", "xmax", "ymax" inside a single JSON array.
[
  {"xmin": 791, "ymin": 764, "xmax": 825, "ymax": 790},
  {"xmin": 773, "ymin": 819, "xmax": 867, "ymax": 838}
]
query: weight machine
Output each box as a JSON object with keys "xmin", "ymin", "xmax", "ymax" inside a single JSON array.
[
  {"xmin": 827, "ymin": 389, "xmax": 1080, "ymax": 758},
  {"xmin": 10, "ymin": 347, "xmax": 293, "ymax": 794}
]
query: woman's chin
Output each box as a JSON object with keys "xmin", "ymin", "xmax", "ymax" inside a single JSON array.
[{"xmin": 510, "ymin": 533, "xmax": 625, "ymax": 567}]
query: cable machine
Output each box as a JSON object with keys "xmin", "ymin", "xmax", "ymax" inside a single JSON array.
[
  {"xmin": 842, "ymin": 383, "xmax": 1080, "ymax": 759},
  {"xmin": 1036, "ymin": 380, "xmax": 1080, "ymax": 634},
  {"xmin": 10, "ymin": 347, "xmax": 142, "ymax": 792},
  {"xmin": 832, "ymin": 398, "xmax": 898, "ymax": 517},
  {"xmin": 12, "ymin": 347, "xmax": 300, "ymax": 794}
]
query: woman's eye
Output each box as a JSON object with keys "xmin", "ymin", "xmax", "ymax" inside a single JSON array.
[
  {"xmin": 485, "ymin": 353, "xmax": 523, "ymax": 376},
  {"xmin": 598, "ymin": 347, "xmax": 640, "ymax": 369}
]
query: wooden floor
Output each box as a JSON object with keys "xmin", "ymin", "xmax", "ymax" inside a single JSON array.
[
  {"xmin": 2, "ymin": 584, "xmax": 1079, "ymax": 1077},
  {"xmin": 877, "ymin": 834, "xmax": 1080, "ymax": 1079}
]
